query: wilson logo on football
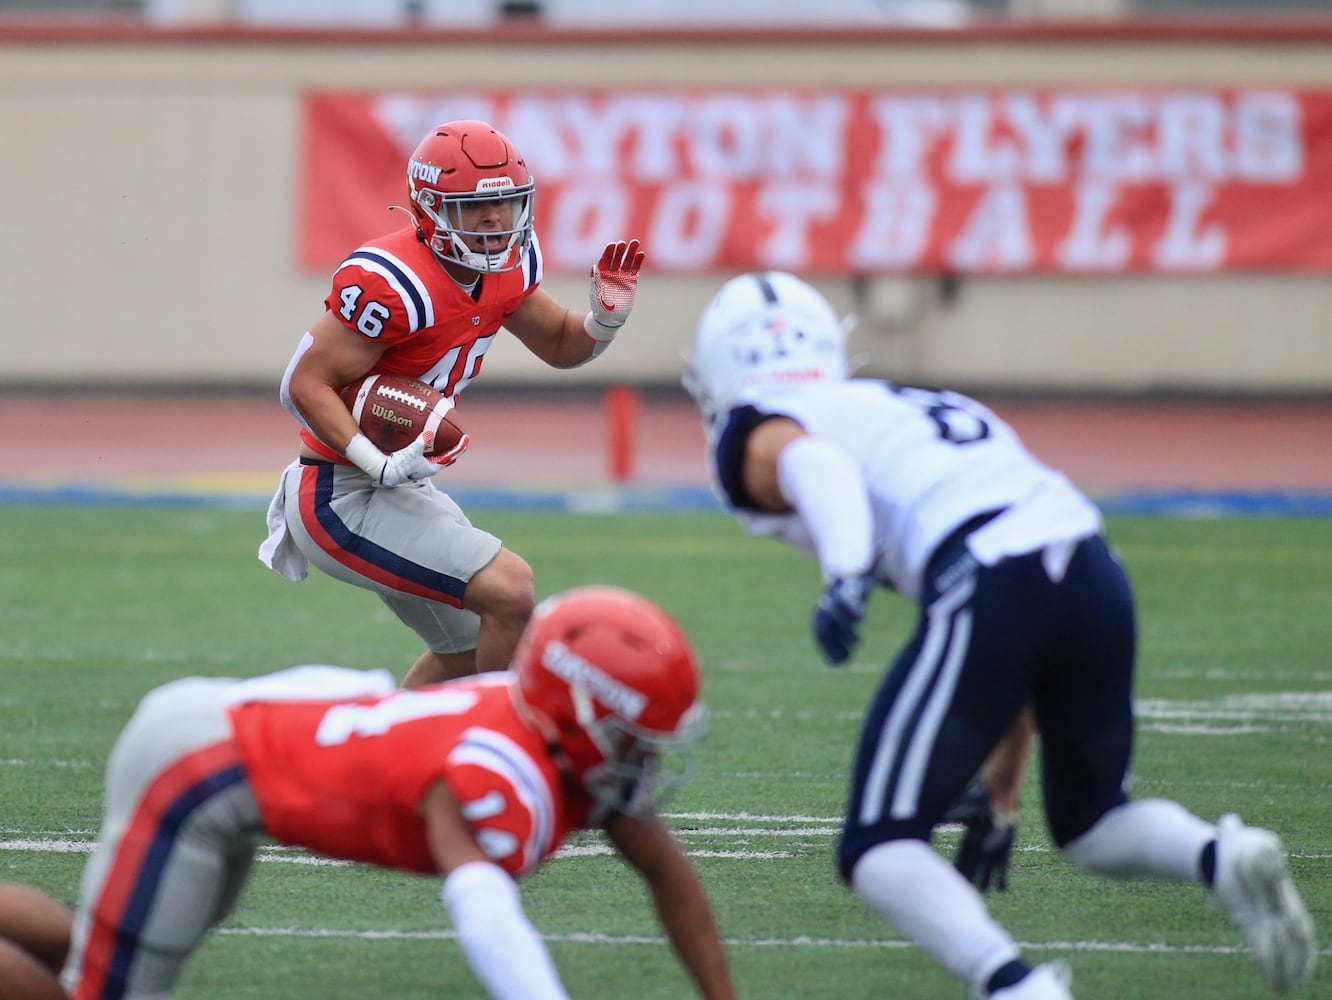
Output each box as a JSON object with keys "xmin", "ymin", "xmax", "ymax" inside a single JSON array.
[
  {"xmin": 338, "ymin": 373, "xmax": 468, "ymax": 462},
  {"xmin": 370, "ymin": 403, "xmax": 414, "ymax": 427}
]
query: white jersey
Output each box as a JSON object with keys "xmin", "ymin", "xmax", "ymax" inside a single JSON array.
[{"xmin": 707, "ymin": 379, "xmax": 1102, "ymax": 601}]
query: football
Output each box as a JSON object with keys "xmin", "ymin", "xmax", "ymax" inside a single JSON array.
[{"xmin": 339, "ymin": 374, "xmax": 469, "ymax": 464}]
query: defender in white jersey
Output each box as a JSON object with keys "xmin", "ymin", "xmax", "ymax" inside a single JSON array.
[{"xmin": 684, "ymin": 272, "xmax": 1316, "ymax": 999}]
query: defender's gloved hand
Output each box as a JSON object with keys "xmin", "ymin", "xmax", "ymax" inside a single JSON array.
[
  {"xmin": 812, "ymin": 574, "xmax": 874, "ymax": 666},
  {"xmin": 344, "ymin": 432, "xmax": 443, "ymax": 486},
  {"xmin": 585, "ymin": 239, "xmax": 645, "ymax": 342},
  {"xmin": 943, "ymin": 783, "xmax": 1017, "ymax": 892}
]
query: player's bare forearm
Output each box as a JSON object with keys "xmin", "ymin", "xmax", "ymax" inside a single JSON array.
[
  {"xmin": 288, "ymin": 312, "xmax": 386, "ymax": 451},
  {"xmin": 290, "ymin": 379, "xmax": 365, "ymax": 454},
  {"xmin": 649, "ymin": 857, "xmax": 734, "ymax": 999},
  {"xmin": 504, "ymin": 289, "xmax": 599, "ymax": 369},
  {"xmin": 981, "ymin": 707, "xmax": 1036, "ymax": 814},
  {"xmin": 508, "ymin": 241, "xmax": 643, "ymax": 369},
  {"xmin": 605, "ymin": 814, "xmax": 735, "ymax": 999}
]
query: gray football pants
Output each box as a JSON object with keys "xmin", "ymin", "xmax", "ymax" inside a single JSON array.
[{"xmin": 61, "ymin": 677, "xmax": 261, "ymax": 1000}]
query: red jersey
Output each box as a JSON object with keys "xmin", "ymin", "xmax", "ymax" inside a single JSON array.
[
  {"xmin": 301, "ymin": 226, "xmax": 543, "ymax": 461},
  {"xmin": 225, "ymin": 671, "xmax": 590, "ymax": 878}
]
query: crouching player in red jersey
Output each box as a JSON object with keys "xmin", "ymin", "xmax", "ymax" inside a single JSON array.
[{"xmin": 0, "ymin": 587, "xmax": 734, "ymax": 1000}]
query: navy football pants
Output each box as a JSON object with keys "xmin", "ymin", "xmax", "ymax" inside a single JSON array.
[{"xmin": 838, "ymin": 532, "xmax": 1136, "ymax": 882}]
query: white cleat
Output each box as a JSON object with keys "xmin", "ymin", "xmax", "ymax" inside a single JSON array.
[
  {"xmin": 1213, "ymin": 814, "xmax": 1316, "ymax": 992},
  {"xmin": 985, "ymin": 962, "xmax": 1074, "ymax": 999}
]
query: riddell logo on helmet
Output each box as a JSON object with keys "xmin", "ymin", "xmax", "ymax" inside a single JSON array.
[
  {"xmin": 542, "ymin": 641, "xmax": 647, "ymax": 721},
  {"xmin": 476, "ymin": 177, "xmax": 515, "ymax": 192},
  {"xmin": 408, "ymin": 160, "xmax": 443, "ymax": 185}
]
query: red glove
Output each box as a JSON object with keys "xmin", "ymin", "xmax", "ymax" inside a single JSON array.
[
  {"xmin": 585, "ymin": 239, "xmax": 645, "ymax": 341},
  {"xmin": 425, "ymin": 428, "xmax": 470, "ymax": 469}
]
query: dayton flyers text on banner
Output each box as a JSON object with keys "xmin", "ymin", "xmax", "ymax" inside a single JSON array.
[{"xmin": 298, "ymin": 88, "xmax": 1332, "ymax": 275}]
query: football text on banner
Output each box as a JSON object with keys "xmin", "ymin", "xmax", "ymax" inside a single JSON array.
[{"xmin": 298, "ymin": 88, "xmax": 1332, "ymax": 275}]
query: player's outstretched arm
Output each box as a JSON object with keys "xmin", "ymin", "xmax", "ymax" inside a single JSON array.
[
  {"xmin": 741, "ymin": 417, "xmax": 877, "ymax": 665},
  {"xmin": 504, "ymin": 240, "xmax": 645, "ymax": 369},
  {"xmin": 604, "ymin": 812, "xmax": 736, "ymax": 1000},
  {"xmin": 422, "ymin": 784, "xmax": 570, "ymax": 1000}
]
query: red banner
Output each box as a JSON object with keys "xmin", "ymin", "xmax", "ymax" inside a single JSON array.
[{"xmin": 298, "ymin": 88, "xmax": 1332, "ymax": 275}]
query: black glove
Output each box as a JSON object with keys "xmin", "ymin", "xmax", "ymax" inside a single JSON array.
[
  {"xmin": 811, "ymin": 575, "xmax": 874, "ymax": 666},
  {"xmin": 942, "ymin": 783, "xmax": 1017, "ymax": 892}
]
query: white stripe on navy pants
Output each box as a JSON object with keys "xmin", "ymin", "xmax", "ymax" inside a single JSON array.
[{"xmin": 837, "ymin": 531, "xmax": 1136, "ymax": 881}]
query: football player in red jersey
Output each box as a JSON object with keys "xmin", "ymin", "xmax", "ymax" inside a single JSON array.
[
  {"xmin": 0, "ymin": 587, "xmax": 734, "ymax": 1000},
  {"xmin": 259, "ymin": 119, "xmax": 646, "ymax": 686}
]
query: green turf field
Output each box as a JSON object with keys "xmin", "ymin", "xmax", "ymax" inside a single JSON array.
[{"xmin": 1, "ymin": 506, "xmax": 1327, "ymax": 998}]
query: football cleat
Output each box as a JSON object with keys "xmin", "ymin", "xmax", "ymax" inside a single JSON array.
[
  {"xmin": 981, "ymin": 962, "xmax": 1074, "ymax": 1000},
  {"xmin": 1212, "ymin": 814, "xmax": 1316, "ymax": 992}
]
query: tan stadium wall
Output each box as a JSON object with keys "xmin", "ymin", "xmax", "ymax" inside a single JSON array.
[{"xmin": 2, "ymin": 20, "xmax": 1331, "ymax": 394}]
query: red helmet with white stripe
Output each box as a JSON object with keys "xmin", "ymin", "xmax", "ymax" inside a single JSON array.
[
  {"xmin": 512, "ymin": 586, "xmax": 706, "ymax": 820},
  {"xmin": 406, "ymin": 120, "xmax": 534, "ymax": 274}
]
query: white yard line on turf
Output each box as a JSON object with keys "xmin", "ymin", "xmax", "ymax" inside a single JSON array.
[
  {"xmin": 3, "ymin": 836, "xmax": 1329, "ymax": 861},
  {"xmin": 211, "ymin": 926, "xmax": 1332, "ymax": 958}
]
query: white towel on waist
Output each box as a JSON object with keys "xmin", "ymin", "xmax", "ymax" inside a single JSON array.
[
  {"xmin": 257, "ymin": 461, "xmax": 309, "ymax": 582},
  {"xmin": 966, "ymin": 472, "xmax": 1102, "ymax": 579}
]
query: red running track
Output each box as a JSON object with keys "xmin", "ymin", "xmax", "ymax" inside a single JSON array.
[{"xmin": 3, "ymin": 388, "xmax": 1331, "ymax": 498}]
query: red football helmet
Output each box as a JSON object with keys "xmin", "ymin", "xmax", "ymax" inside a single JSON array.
[
  {"xmin": 512, "ymin": 586, "xmax": 706, "ymax": 820},
  {"xmin": 406, "ymin": 120, "xmax": 535, "ymax": 273}
]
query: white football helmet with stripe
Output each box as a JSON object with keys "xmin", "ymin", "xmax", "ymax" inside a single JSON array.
[{"xmin": 684, "ymin": 271, "xmax": 851, "ymax": 425}]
